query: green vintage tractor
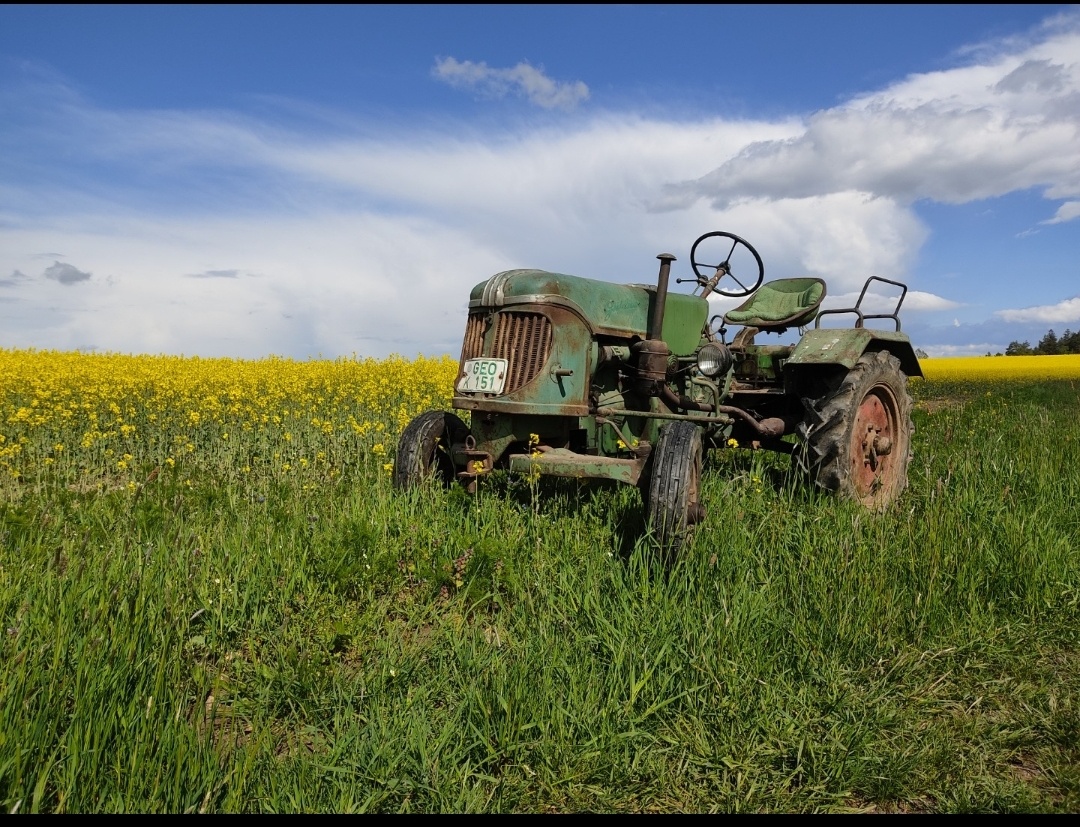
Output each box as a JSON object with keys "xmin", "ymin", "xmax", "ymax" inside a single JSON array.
[{"xmin": 394, "ymin": 230, "xmax": 921, "ymax": 559}]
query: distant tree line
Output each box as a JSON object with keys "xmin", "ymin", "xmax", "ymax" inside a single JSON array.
[{"xmin": 1004, "ymin": 329, "xmax": 1080, "ymax": 355}]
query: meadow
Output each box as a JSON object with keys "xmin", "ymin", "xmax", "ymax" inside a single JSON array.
[{"xmin": 1, "ymin": 348, "xmax": 1079, "ymax": 813}]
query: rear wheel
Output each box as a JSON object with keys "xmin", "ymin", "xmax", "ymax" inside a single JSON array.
[
  {"xmin": 644, "ymin": 421, "xmax": 705, "ymax": 562},
  {"xmin": 393, "ymin": 411, "xmax": 468, "ymax": 490},
  {"xmin": 795, "ymin": 350, "xmax": 913, "ymax": 508}
]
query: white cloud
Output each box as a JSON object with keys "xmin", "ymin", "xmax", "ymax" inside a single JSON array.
[
  {"xmin": 432, "ymin": 57, "xmax": 589, "ymax": 110},
  {"xmin": 994, "ymin": 296, "xmax": 1080, "ymax": 324},
  {"xmin": 1041, "ymin": 200, "xmax": 1080, "ymax": 225},
  {"xmin": 822, "ymin": 288, "xmax": 960, "ymax": 314},
  {"xmin": 664, "ymin": 22, "xmax": 1080, "ymax": 218},
  {"xmin": 0, "ymin": 212, "xmax": 511, "ymax": 358},
  {"xmin": 902, "ymin": 291, "xmax": 962, "ymax": 312}
]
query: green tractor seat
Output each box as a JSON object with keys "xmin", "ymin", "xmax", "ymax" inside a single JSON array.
[{"xmin": 722, "ymin": 277, "xmax": 826, "ymax": 333}]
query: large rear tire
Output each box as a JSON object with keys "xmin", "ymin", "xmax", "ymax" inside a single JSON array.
[
  {"xmin": 644, "ymin": 420, "xmax": 704, "ymax": 562},
  {"xmin": 393, "ymin": 411, "xmax": 468, "ymax": 490},
  {"xmin": 795, "ymin": 350, "xmax": 913, "ymax": 508}
]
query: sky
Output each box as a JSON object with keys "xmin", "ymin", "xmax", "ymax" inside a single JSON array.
[{"xmin": 1, "ymin": 4, "xmax": 1078, "ymax": 360}]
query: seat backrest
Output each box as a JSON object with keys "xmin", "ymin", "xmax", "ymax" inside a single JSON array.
[{"xmin": 723, "ymin": 277, "xmax": 826, "ymax": 331}]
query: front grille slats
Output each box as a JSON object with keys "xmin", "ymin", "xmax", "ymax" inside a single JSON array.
[
  {"xmin": 460, "ymin": 314, "xmax": 485, "ymax": 363},
  {"xmin": 459, "ymin": 310, "xmax": 552, "ymax": 394}
]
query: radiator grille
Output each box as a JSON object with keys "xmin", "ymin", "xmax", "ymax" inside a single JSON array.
[
  {"xmin": 459, "ymin": 311, "xmax": 552, "ymax": 394},
  {"xmin": 460, "ymin": 314, "xmax": 486, "ymax": 363}
]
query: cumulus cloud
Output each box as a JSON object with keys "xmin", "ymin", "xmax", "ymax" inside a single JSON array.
[
  {"xmin": 900, "ymin": 291, "xmax": 962, "ymax": 312},
  {"xmin": 1041, "ymin": 200, "xmax": 1080, "ymax": 225},
  {"xmin": 661, "ymin": 24, "xmax": 1080, "ymax": 220},
  {"xmin": 43, "ymin": 261, "xmax": 91, "ymax": 285},
  {"xmin": 433, "ymin": 57, "xmax": 589, "ymax": 110},
  {"xmin": 995, "ymin": 296, "xmax": 1080, "ymax": 324},
  {"xmin": 822, "ymin": 288, "xmax": 961, "ymax": 315}
]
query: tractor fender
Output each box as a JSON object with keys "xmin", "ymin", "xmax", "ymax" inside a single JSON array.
[{"xmin": 785, "ymin": 328, "xmax": 923, "ymax": 378}]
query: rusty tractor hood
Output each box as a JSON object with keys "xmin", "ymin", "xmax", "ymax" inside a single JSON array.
[{"xmin": 469, "ymin": 269, "xmax": 708, "ymax": 356}]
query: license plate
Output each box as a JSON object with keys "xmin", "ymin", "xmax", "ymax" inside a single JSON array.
[{"xmin": 457, "ymin": 358, "xmax": 508, "ymax": 394}]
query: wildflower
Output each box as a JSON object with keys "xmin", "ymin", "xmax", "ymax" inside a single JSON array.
[{"xmin": 727, "ymin": 438, "xmax": 739, "ymax": 448}]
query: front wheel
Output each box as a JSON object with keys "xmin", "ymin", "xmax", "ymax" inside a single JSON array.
[
  {"xmin": 795, "ymin": 350, "xmax": 913, "ymax": 508},
  {"xmin": 644, "ymin": 420, "xmax": 705, "ymax": 562},
  {"xmin": 393, "ymin": 411, "xmax": 468, "ymax": 490}
]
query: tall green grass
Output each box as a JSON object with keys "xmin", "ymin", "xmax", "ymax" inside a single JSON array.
[{"xmin": 1, "ymin": 378, "xmax": 1078, "ymax": 812}]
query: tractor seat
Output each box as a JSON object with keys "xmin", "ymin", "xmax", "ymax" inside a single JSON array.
[{"xmin": 722, "ymin": 277, "xmax": 826, "ymax": 332}]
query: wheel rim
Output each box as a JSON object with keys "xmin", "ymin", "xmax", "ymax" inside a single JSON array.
[{"xmin": 850, "ymin": 384, "xmax": 900, "ymax": 502}]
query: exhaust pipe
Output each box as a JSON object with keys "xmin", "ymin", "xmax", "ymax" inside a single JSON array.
[
  {"xmin": 649, "ymin": 253, "xmax": 676, "ymax": 340},
  {"xmin": 633, "ymin": 253, "xmax": 677, "ymax": 397}
]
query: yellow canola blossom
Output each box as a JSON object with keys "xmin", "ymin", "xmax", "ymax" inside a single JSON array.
[
  {"xmin": 0, "ymin": 348, "xmax": 459, "ymax": 490},
  {"xmin": 919, "ymin": 354, "xmax": 1080, "ymax": 382},
  {"xmin": 3, "ymin": 347, "xmax": 1077, "ymax": 493}
]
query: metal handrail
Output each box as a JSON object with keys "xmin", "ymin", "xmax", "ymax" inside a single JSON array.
[{"xmin": 815, "ymin": 276, "xmax": 908, "ymax": 331}]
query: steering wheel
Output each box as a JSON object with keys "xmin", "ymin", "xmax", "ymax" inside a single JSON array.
[{"xmin": 689, "ymin": 231, "xmax": 765, "ymax": 298}]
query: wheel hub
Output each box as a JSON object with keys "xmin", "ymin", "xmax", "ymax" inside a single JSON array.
[{"xmin": 851, "ymin": 387, "xmax": 898, "ymax": 500}]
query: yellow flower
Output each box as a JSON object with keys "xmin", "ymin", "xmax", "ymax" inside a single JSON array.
[{"xmin": 727, "ymin": 438, "xmax": 739, "ymax": 449}]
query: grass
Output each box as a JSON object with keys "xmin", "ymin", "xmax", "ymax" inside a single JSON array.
[{"xmin": 1, "ymin": 367, "xmax": 1079, "ymax": 812}]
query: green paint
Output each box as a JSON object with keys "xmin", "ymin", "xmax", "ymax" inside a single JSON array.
[{"xmin": 470, "ymin": 269, "xmax": 707, "ymax": 355}]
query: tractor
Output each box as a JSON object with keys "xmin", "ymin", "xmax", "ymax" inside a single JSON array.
[{"xmin": 394, "ymin": 230, "xmax": 921, "ymax": 559}]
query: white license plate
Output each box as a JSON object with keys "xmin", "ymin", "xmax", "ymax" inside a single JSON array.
[{"xmin": 457, "ymin": 358, "xmax": 508, "ymax": 394}]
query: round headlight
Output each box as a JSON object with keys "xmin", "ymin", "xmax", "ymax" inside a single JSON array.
[{"xmin": 696, "ymin": 343, "xmax": 733, "ymax": 377}]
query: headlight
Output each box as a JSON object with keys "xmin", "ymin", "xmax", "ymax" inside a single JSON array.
[{"xmin": 696, "ymin": 343, "xmax": 732, "ymax": 377}]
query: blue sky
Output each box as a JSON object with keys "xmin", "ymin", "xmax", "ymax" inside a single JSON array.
[{"xmin": 1, "ymin": 4, "xmax": 1078, "ymax": 359}]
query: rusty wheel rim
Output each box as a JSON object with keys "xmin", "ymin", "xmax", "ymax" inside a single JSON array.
[{"xmin": 850, "ymin": 384, "xmax": 900, "ymax": 502}]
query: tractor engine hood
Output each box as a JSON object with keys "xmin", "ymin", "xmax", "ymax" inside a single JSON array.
[{"xmin": 469, "ymin": 269, "xmax": 707, "ymax": 356}]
